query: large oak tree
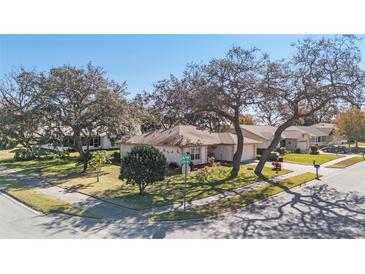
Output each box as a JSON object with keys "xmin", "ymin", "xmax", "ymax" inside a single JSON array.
[
  {"xmin": 39, "ymin": 63, "xmax": 137, "ymax": 171},
  {"xmin": 184, "ymin": 47, "xmax": 268, "ymax": 177},
  {"xmin": 254, "ymin": 35, "xmax": 365, "ymax": 176}
]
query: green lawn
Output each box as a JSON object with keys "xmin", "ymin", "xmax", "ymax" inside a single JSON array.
[
  {"xmin": 0, "ymin": 150, "xmax": 291, "ymax": 210},
  {"xmin": 0, "ymin": 156, "xmax": 84, "ymax": 181},
  {"xmin": 57, "ymin": 164, "xmax": 290, "ymax": 210},
  {"xmin": 326, "ymin": 156, "xmax": 365, "ymax": 168},
  {"xmin": 150, "ymin": 172, "xmax": 317, "ymax": 222},
  {"xmin": 0, "ymin": 178, "xmax": 99, "ymax": 218},
  {"xmin": 283, "ymin": 153, "xmax": 342, "ymax": 165}
]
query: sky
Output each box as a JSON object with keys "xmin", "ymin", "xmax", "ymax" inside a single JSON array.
[{"xmin": 1, "ymin": 34, "xmax": 364, "ymax": 98}]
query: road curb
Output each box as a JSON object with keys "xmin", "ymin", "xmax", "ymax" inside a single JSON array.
[{"xmin": 0, "ymin": 190, "xmax": 43, "ymax": 215}]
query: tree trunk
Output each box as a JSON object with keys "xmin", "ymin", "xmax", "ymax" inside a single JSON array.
[
  {"xmin": 82, "ymin": 143, "xmax": 90, "ymax": 173},
  {"xmin": 73, "ymin": 129, "xmax": 89, "ymax": 172},
  {"xmin": 138, "ymin": 184, "xmax": 145, "ymax": 195},
  {"xmin": 230, "ymin": 113, "xmax": 244, "ymax": 178},
  {"xmin": 255, "ymin": 117, "xmax": 297, "ymax": 177},
  {"xmin": 96, "ymin": 172, "xmax": 100, "ymax": 182},
  {"xmin": 73, "ymin": 130, "xmax": 83, "ymax": 158}
]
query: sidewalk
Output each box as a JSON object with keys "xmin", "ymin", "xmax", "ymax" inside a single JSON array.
[{"xmin": 0, "ymin": 165, "xmax": 138, "ymax": 219}]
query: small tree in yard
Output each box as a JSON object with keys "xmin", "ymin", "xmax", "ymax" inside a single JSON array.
[
  {"xmin": 336, "ymin": 107, "xmax": 365, "ymax": 147},
  {"xmin": 120, "ymin": 145, "xmax": 167, "ymax": 195},
  {"xmin": 89, "ymin": 150, "xmax": 111, "ymax": 182}
]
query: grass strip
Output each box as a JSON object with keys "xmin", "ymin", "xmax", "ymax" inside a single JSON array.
[
  {"xmin": 150, "ymin": 172, "xmax": 317, "ymax": 222},
  {"xmin": 0, "ymin": 178, "xmax": 100, "ymax": 219},
  {"xmin": 326, "ymin": 156, "xmax": 365, "ymax": 168}
]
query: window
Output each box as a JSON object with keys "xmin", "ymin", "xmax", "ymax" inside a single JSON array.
[
  {"xmin": 189, "ymin": 147, "xmax": 201, "ymax": 160},
  {"xmin": 90, "ymin": 136, "xmax": 101, "ymax": 147},
  {"xmin": 81, "ymin": 136, "xmax": 100, "ymax": 147}
]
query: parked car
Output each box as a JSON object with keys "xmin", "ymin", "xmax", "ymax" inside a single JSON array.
[{"xmin": 321, "ymin": 145, "xmax": 348, "ymax": 154}]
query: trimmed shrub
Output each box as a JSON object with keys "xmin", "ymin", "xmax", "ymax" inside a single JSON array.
[
  {"xmin": 276, "ymin": 147, "xmax": 287, "ymax": 155},
  {"xmin": 269, "ymin": 151, "xmax": 280, "ymax": 161},
  {"xmin": 14, "ymin": 148, "xmax": 35, "ymax": 161},
  {"xmin": 272, "ymin": 161, "xmax": 282, "ymax": 171},
  {"xmin": 310, "ymin": 145, "xmax": 319, "ymax": 155},
  {"xmin": 207, "ymin": 156, "xmax": 215, "ymax": 166},
  {"xmin": 120, "ymin": 144, "xmax": 167, "ymax": 195},
  {"xmin": 294, "ymin": 148, "xmax": 302, "ymax": 154}
]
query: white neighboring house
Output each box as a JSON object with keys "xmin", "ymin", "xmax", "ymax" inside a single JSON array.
[
  {"xmin": 238, "ymin": 124, "xmax": 336, "ymax": 153},
  {"xmin": 41, "ymin": 133, "xmax": 119, "ymax": 151},
  {"xmin": 79, "ymin": 133, "xmax": 119, "ymax": 150},
  {"xmin": 117, "ymin": 125, "xmax": 261, "ymax": 166},
  {"xmin": 287, "ymin": 125, "xmax": 336, "ymax": 147}
]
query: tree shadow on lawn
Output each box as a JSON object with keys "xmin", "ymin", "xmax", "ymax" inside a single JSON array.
[
  {"xmin": 35, "ymin": 182, "xmax": 364, "ymax": 239},
  {"xmin": 0, "ymin": 158, "xmax": 81, "ymax": 179},
  {"xmin": 1, "ymin": 159, "xmax": 282, "ymax": 214},
  {"xmin": 95, "ymin": 168, "xmax": 272, "ymax": 210}
]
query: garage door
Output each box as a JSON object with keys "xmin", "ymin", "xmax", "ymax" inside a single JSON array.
[
  {"xmin": 297, "ymin": 141, "xmax": 308, "ymax": 151},
  {"xmin": 241, "ymin": 144, "xmax": 254, "ymax": 161}
]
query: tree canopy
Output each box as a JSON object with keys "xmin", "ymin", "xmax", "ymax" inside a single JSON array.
[
  {"xmin": 254, "ymin": 35, "xmax": 365, "ymax": 175},
  {"xmin": 335, "ymin": 107, "xmax": 365, "ymax": 147},
  {"xmin": 0, "ymin": 64, "xmax": 140, "ymax": 171}
]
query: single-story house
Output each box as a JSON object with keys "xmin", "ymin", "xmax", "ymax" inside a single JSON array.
[
  {"xmin": 117, "ymin": 125, "xmax": 261, "ymax": 166},
  {"xmin": 237, "ymin": 124, "xmax": 336, "ymax": 153},
  {"xmin": 79, "ymin": 133, "xmax": 119, "ymax": 150},
  {"xmin": 40, "ymin": 126, "xmax": 123, "ymax": 151},
  {"xmin": 288, "ymin": 126, "xmax": 336, "ymax": 147}
]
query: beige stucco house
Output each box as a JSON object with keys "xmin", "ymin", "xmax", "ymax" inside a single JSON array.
[
  {"xmin": 237, "ymin": 124, "xmax": 336, "ymax": 153},
  {"xmin": 117, "ymin": 125, "xmax": 261, "ymax": 166}
]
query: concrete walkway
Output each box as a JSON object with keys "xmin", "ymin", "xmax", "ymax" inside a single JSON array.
[{"xmin": 0, "ymin": 165, "xmax": 137, "ymax": 219}]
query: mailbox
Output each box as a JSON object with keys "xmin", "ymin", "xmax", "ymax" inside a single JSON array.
[{"xmin": 313, "ymin": 160, "xmax": 320, "ymax": 179}]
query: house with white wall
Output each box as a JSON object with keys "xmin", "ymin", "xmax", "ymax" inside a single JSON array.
[
  {"xmin": 117, "ymin": 125, "xmax": 261, "ymax": 166},
  {"xmin": 238, "ymin": 124, "xmax": 336, "ymax": 153}
]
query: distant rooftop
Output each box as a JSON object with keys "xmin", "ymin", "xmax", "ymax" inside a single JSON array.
[{"xmin": 117, "ymin": 125, "xmax": 260, "ymax": 146}]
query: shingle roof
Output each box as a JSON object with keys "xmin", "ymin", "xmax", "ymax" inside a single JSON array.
[
  {"xmin": 312, "ymin": 122, "xmax": 336, "ymax": 128},
  {"xmin": 315, "ymin": 127, "xmax": 335, "ymax": 135},
  {"xmin": 288, "ymin": 126, "xmax": 333, "ymax": 137},
  {"xmin": 240, "ymin": 125, "xmax": 277, "ymax": 140},
  {"xmin": 117, "ymin": 125, "xmax": 260, "ymax": 146},
  {"xmin": 241, "ymin": 124, "xmax": 334, "ymax": 140},
  {"xmin": 281, "ymin": 130, "xmax": 306, "ymax": 139}
]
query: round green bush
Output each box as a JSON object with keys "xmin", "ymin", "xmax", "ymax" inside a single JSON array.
[{"xmin": 120, "ymin": 144, "xmax": 167, "ymax": 195}]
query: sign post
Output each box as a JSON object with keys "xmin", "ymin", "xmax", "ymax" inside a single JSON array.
[{"xmin": 180, "ymin": 153, "xmax": 191, "ymax": 211}]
